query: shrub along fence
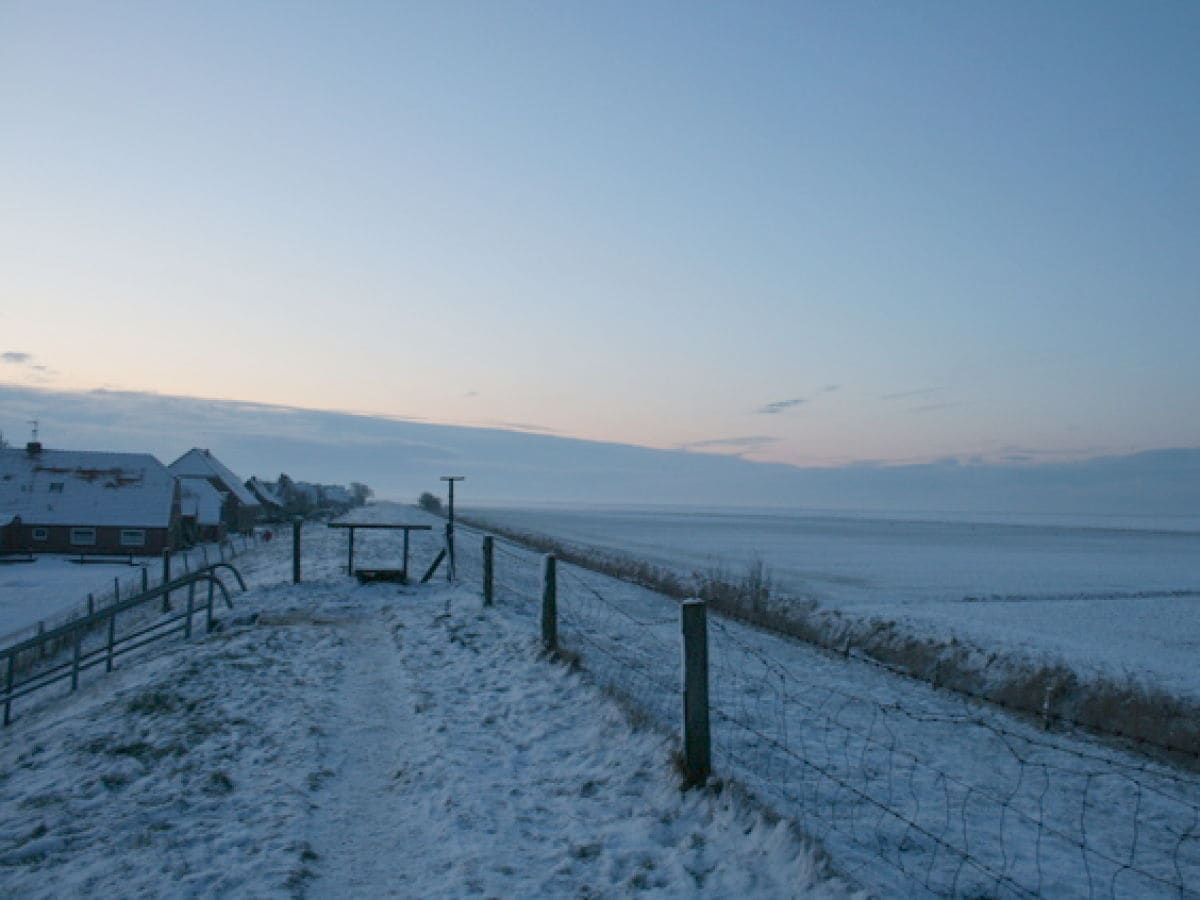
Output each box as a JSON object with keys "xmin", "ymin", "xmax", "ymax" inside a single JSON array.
[{"xmin": 468, "ymin": 527, "xmax": 1200, "ymax": 899}]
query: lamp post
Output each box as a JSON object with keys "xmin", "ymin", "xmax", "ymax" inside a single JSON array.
[{"xmin": 440, "ymin": 476, "xmax": 465, "ymax": 581}]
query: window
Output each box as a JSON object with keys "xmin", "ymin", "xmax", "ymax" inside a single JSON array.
[
  {"xmin": 32, "ymin": 527, "xmax": 48, "ymax": 541},
  {"xmin": 70, "ymin": 528, "xmax": 96, "ymax": 546},
  {"xmin": 49, "ymin": 482, "xmax": 64, "ymax": 493},
  {"xmin": 119, "ymin": 529, "xmax": 146, "ymax": 547}
]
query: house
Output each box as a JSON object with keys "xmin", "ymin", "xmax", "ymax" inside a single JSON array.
[
  {"xmin": 168, "ymin": 449, "xmax": 260, "ymax": 533},
  {"xmin": 245, "ymin": 476, "xmax": 286, "ymax": 519},
  {"xmin": 178, "ymin": 476, "xmax": 226, "ymax": 544},
  {"xmin": 0, "ymin": 442, "xmax": 181, "ymax": 555}
]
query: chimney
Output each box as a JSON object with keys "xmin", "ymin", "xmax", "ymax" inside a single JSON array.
[{"xmin": 26, "ymin": 441, "xmax": 42, "ymax": 456}]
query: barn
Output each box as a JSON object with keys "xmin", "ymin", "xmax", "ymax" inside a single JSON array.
[{"xmin": 0, "ymin": 442, "xmax": 181, "ymax": 556}]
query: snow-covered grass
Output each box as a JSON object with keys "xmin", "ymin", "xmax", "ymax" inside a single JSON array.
[
  {"xmin": 446, "ymin": 519, "xmax": 1200, "ymax": 897},
  {"xmin": 459, "ymin": 506, "xmax": 1200, "ymax": 756},
  {"xmin": 0, "ymin": 512, "xmax": 854, "ymax": 898}
]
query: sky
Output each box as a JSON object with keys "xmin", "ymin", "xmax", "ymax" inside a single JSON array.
[{"xmin": 1, "ymin": 1, "xmax": 1198, "ymax": 470}]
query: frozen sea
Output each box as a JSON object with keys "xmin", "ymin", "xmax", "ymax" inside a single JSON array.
[{"xmin": 464, "ymin": 505, "xmax": 1200, "ymax": 700}]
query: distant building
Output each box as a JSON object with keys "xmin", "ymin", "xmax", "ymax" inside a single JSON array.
[
  {"xmin": 168, "ymin": 449, "xmax": 261, "ymax": 533},
  {"xmin": 245, "ymin": 476, "xmax": 286, "ymax": 518},
  {"xmin": 0, "ymin": 442, "xmax": 181, "ymax": 555},
  {"xmin": 178, "ymin": 476, "xmax": 226, "ymax": 543}
]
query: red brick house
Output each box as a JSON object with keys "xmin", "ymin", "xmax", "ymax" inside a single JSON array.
[{"xmin": 0, "ymin": 443, "xmax": 181, "ymax": 555}]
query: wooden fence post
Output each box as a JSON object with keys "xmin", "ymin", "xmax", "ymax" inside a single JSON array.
[
  {"xmin": 541, "ymin": 554, "xmax": 557, "ymax": 652},
  {"xmin": 483, "ymin": 535, "xmax": 494, "ymax": 606},
  {"xmin": 292, "ymin": 518, "xmax": 302, "ymax": 584},
  {"xmin": 681, "ymin": 598, "xmax": 711, "ymax": 786},
  {"xmin": 162, "ymin": 549, "xmax": 172, "ymax": 611}
]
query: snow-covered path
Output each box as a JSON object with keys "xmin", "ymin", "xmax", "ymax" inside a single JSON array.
[{"xmin": 0, "ymin": 538, "xmax": 851, "ymax": 898}]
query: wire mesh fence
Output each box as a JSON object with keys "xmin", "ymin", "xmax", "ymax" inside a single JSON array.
[{"xmin": 459, "ymin": 525, "xmax": 1200, "ymax": 898}]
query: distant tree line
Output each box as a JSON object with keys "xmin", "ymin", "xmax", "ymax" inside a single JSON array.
[{"xmin": 257, "ymin": 474, "xmax": 373, "ymax": 521}]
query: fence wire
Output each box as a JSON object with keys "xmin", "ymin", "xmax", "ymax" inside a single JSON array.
[{"xmin": 466, "ymin": 530, "xmax": 1200, "ymax": 898}]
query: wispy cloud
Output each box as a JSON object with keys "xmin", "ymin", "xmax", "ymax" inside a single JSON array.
[
  {"xmin": 680, "ymin": 435, "xmax": 781, "ymax": 457},
  {"xmin": 880, "ymin": 386, "xmax": 945, "ymax": 401},
  {"xmin": 2, "ymin": 351, "xmax": 32, "ymax": 365},
  {"xmin": 756, "ymin": 385, "xmax": 839, "ymax": 415},
  {"xmin": 756, "ymin": 397, "xmax": 806, "ymax": 415},
  {"xmin": 909, "ymin": 401, "xmax": 964, "ymax": 415}
]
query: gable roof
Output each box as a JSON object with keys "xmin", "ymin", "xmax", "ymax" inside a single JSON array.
[
  {"xmin": 178, "ymin": 476, "xmax": 224, "ymax": 526},
  {"xmin": 169, "ymin": 449, "xmax": 259, "ymax": 508},
  {"xmin": 246, "ymin": 476, "xmax": 285, "ymax": 509},
  {"xmin": 0, "ymin": 447, "xmax": 177, "ymax": 528}
]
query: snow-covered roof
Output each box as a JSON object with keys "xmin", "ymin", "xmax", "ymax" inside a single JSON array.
[
  {"xmin": 0, "ymin": 447, "xmax": 176, "ymax": 528},
  {"xmin": 321, "ymin": 485, "xmax": 353, "ymax": 504},
  {"xmin": 178, "ymin": 476, "xmax": 224, "ymax": 526},
  {"xmin": 246, "ymin": 477, "xmax": 285, "ymax": 509},
  {"xmin": 169, "ymin": 449, "xmax": 259, "ymax": 508}
]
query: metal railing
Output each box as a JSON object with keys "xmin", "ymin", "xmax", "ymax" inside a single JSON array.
[{"xmin": 2, "ymin": 563, "xmax": 247, "ymax": 726}]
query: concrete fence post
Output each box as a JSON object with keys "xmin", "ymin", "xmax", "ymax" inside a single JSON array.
[
  {"xmin": 292, "ymin": 517, "xmax": 302, "ymax": 584},
  {"xmin": 541, "ymin": 554, "xmax": 557, "ymax": 652},
  {"xmin": 483, "ymin": 535, "xmax": 494, "ymax": 606},
  {"xmin": 681, "ymin": 598, "xmax": 711, "ymax": 786}
]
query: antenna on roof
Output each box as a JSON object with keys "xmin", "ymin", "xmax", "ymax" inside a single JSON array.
[{"xmin": 27, "ymin": 420, "xmax": 39, "ymax": 442}]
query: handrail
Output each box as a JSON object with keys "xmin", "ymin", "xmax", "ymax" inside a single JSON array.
[
  {"xmin": 2, "ymin": 562, "xmax": 248, "ymax": 726},
  {"xmin": 0, "ymin": 564, "xmax": 243, "ymax": 661}
]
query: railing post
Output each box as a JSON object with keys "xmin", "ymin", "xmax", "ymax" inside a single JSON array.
[
  {"xmin": 292, "ymin": 517, "xmax": 302, "ymax": 584},
  {"xmin": 681, "ymin": 598, "xmax": 711, "ymax": 786},
  {"xmin": 106, "ymin": 609, "xmax": 116, "ymax": 672},
  {"xmin": 162, "ymin": 548, "xmax": 172, "ymax": 611},
  {"xmin": 113, "ymin": 577, "xmax": 120, "ymax": 605},
  {"xmin": 141, "ymin": 566, "xmax": 149, "ymax": 594},
  {"xmin": 71, "ymin": 625, "xmax": 82, "ymax": 692},
  {"xmin": 483, "ymin": 535, "xmax": 494, "ymax": 606},
  {"xmin": 87, "ymin": 593, "xmax": 94, "ymax": 616},
  {"xmin": 37, "ymin": 621, "xmax": 45, "ymax": 659},
  {"xmin": 4, "ymin": 653, "xmax": 13, "ymax": 726},
  {"xmin": 202, "ymin": 544, "xmax": 210, "ymax": 567},
  {"xmin": 206, "ymin": 580, "xmax": 215, "ymax": 632},
  {"xmin": 185, "ymin": 583, "xmax": 195, "ymax": 640},
  {"xmin": 541, "ymin": 554, "xmax": 557, "ymax": 652}
]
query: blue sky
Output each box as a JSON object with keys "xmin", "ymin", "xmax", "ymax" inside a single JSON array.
[{"xmin": 1, "ymin": 1, "xmax": 1197, "ymax": 468}]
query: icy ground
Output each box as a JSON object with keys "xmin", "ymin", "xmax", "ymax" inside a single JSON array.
[{"xmin": 0, "ymin": 524, "xmax": 851, "ymax": 898}]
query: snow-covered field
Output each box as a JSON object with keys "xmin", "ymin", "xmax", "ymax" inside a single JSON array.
[
  {"xmin": 462, "ymin": 506, "xmax": 1200, "ymax": 701},
  {"xmin": 0, "ymin": 541, "xmax": 253, "ymax": 644},
  {"xmin": 0, "ymin": 509, "xmax": 851, "ymax": 898}
]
